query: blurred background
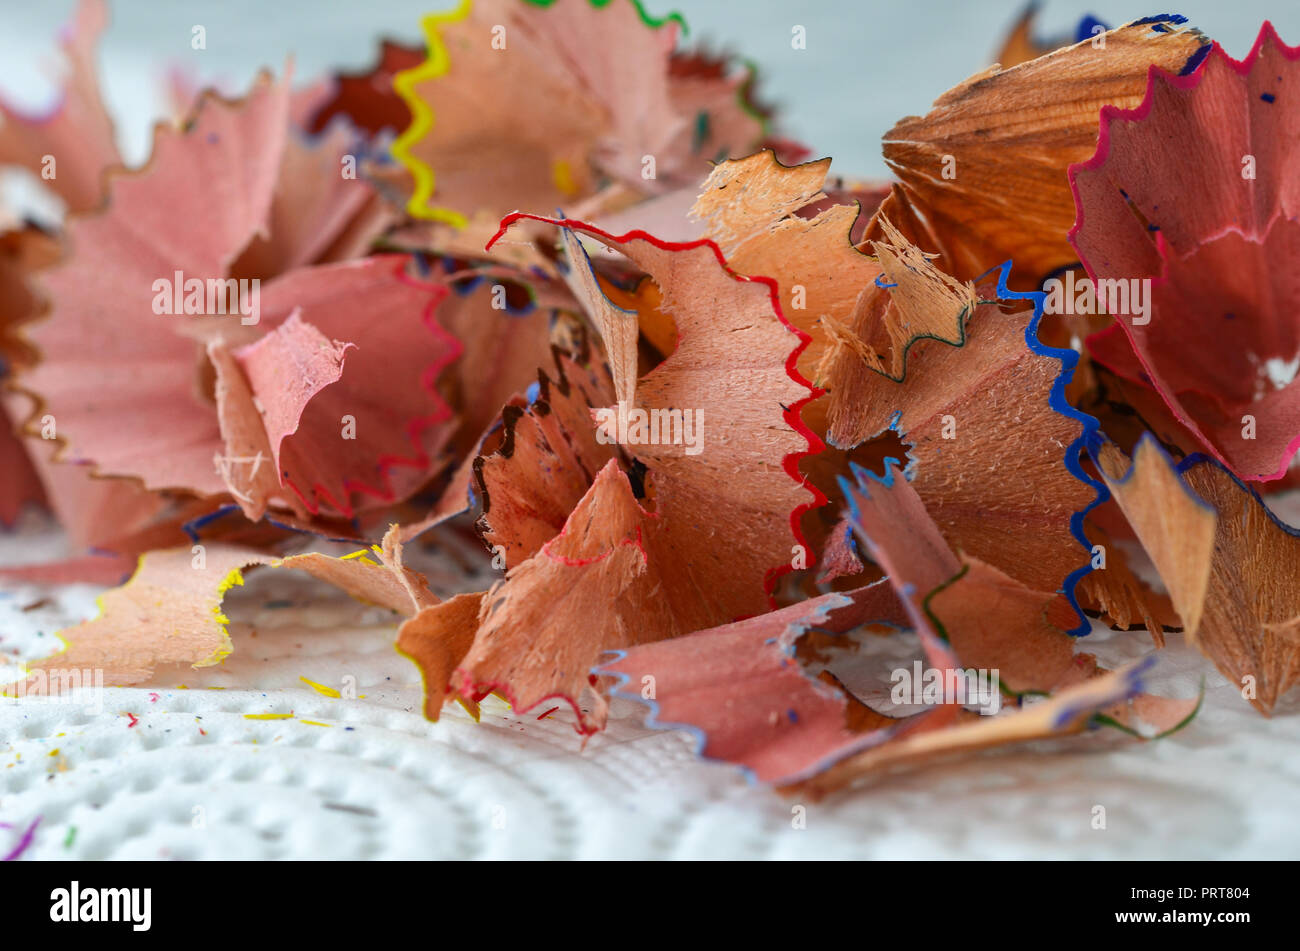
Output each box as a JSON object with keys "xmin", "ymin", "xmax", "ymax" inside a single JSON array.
[{"xmin": 0, "ymin": 0, "xmax": 1296, "ymax": 179}]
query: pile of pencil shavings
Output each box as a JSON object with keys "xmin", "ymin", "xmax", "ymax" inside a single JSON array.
[{"xmin": 2, "ymin": 0, "xmax": 1297, "ymax": 797}]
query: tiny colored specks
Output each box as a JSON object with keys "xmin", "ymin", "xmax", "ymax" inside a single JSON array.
[
  {"xmin": 300, "ymin": 676, "xmax": 341, "ymax": 699},
  {"xmin": 551, "ymin": 159, "xmax": 580, "ymax": 199},
  {"xmin": 244, "ymin": 713, "xmax": 294, "ymax": 720},
  {"xmin": 3, "ymin": 816, "xmax": 40, "ymax": 861},
  {"xmin": 692, "ymin": 111, "xmax": 710, "ymax": 153}
]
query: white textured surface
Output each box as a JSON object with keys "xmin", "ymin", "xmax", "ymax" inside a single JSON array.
[{"xmin": 2, "ymin": 519, "xmax": 1299, "ymax": 860}]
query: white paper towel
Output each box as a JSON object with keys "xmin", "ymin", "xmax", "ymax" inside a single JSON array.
[{"xmin": 3, "ymin": 516, "xmax": 1298, "ymax": 860}]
